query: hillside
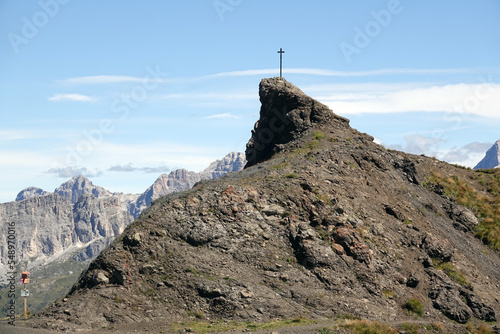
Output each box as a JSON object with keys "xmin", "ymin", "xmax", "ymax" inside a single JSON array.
[
  {"xmin": 27, "ymin": 78, "xmax": 500, "ymax": 333},
  {"xmin": 0, "ymin": 153, "xmax": 245, "ymax": 316}
]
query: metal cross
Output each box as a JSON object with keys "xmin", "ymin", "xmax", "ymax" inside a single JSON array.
[{"xmin": 277, "ymin": 48, "xmax": 285, "ymax": 78}]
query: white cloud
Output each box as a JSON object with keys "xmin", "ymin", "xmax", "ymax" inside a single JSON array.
[
  {"xmin": 45, "ymin": 166, "xmax": 103, "ymax": 178},
  {"xmin": 48, "ymin": 93, "xmax": 96, "ymax": 102},
  {"xmin": 203, "ymin": 113, "xmax": 241, "ymax": 119},
  {"xmin": 160, "ymin": 93, "xmax": 253, "ymax": 100},
  {"xmin": 206, "ymin": 67, "xmax": 481, "ymax": 78},
  {"xmin": 316, "ymin": 82, "xmax": 500, "ymax": 118},
  {"xmin": 62, "ymin": 75, "xmax": 167, "ymax": 85},
  {"xmin": 383, "ymin": 136, "xmax": 493, "ymax": 168}
]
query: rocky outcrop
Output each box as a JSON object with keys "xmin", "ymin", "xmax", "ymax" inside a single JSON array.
[
  {"xmin": 245, "ymin": 77, "xmax": 348, "ymax": 167},
  {"xmin": 474, "ymin": 139, "xmax": 500, "ymax": 169},
  {"xmin": 31, "ymin": 78, "xmax": 499, "ymax": 332}
]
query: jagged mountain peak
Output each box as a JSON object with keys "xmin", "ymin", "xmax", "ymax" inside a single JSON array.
[
  {"xmin": 201, "ymin": 152, "xmax": 246, "ymax": 177},
  {"xmin": 15, "ymin": 186, "xmax": 49, "ymax": 201},
  {"xmin": 245, "ymin": 77, "xmax": 349, "ymax": 168},
  {"xmin": 474, "ymin": 139, "xmax": 500, "ymax": 169},
  {"xmin": 54, "ymin": 175, "xmax": 112, "ymax": 204}
]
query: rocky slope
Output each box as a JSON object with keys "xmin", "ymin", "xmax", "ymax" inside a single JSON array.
[
  {"xmin": 30, "ymin": 78, "xmax": 500, "ymax": 333},
  {"xmin": 475, "ymin": 139, "xmax": 500, "ymax": 169},
  {"xmin": 0, "ymin": 154, "xmax": 245, "ymax": 314}
]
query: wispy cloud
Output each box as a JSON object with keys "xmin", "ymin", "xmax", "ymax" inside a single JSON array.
[
  {"xmin": 159, "ymin": 93, "xmax": 253, "ymax": 100},
  {"xmin": 45, "ymin": 166, "xmax": 103, "ymax": 178},
  {"xmin": 61, "ymin": 75, "xmax": 162, "ymax": 85},
  {"xmin": 203, "ymin": 113, "xmax": 241, "ymax": 119},
  {"xmin": 107, "ymin": 163, "xmax": 171, "ymax": 174},
  {"xmin": 316, "ymin": 83, "xmax": 500, "ymax": 118},
  {"xmin": 48, "ymin": 93, "xmax": 96, "ymax": 102},
  {"xmin": 206, "ymin": 67, "xmax": 486, "ymax": 79}
]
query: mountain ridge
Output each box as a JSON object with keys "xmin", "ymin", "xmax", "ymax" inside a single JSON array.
[
  {"xmin": 27, "ymin": 78, "xmax": 500, "ymax": 333},
  {"xmin": 0, "ymin": 153, "xmax": 245, "ymax": 314}
]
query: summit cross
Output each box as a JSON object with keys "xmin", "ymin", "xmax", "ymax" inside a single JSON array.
[{"xmin": 277, "ymin": 48, "xmax": 285, "ymax": 78}]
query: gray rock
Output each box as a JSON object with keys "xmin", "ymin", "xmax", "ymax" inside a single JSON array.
[
  {"xmin": 245, "ymin": 77, "xmax": 348, "ymax": 167},
  {"xmin": 429, "ymin": 285, "xmax": 471, "ymax": 324},
  {"xmin": 421, "ymin": 233, "xmax": 453, "ymax": 262},
  {"xmin": 15, "ymin": 186, "xmax": 49, "ymax": 201},
  {"xmin": 474, "ymin": 139, "xmax": 500, "ymax": 169}
]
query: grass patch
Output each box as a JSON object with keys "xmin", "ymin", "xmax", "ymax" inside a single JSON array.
[
  {"xmin": 271, "ymin": 162, "xmax": 289, "ymax": 170},
  {"xmin": 285, "ymin": 173, "xmax": 298, "ymax": 179},
  {"xmin": 466, "ymin": 323, "xmax": 494, "ymax": 334},
  {"xmin": 433, "ymin": 260, "xmax": 472, "ymax": 289},
  {"xmin": 170, "ymin": 317, "xmax": 314, "ymax": 333},
  {"xmin": 313, "ymin": 130, "xmax": 325, "ymax": 140},
  {"xmin": 383, "ymin": 290, "xmax": 396, "ymax": 299},
  {"xmin": 423, "ymin": 171, "xmax": 500, "ymax": 251},
  {"xmin": 401, "ymin": 322, "xmax": 420, "ymax": 334},
  {"xmin": 403, "ymin": 296, "xmax": 424, "ymax": 317},
  {"xmin": 342, "ymin": 319, "xmax": 397, "ymax": 334}
]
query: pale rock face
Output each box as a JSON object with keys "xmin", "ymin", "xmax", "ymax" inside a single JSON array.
[
  {"xmin": 474, "ymin": 139, "xmax": 500, "ymax": 169},
  {"xmin": 131, "ymin": 152, "xmax": 246, "ymax": 216},
  {"xmin": 15, "ymin": 187, "xmax": 49, "ymax": 201},
  {"xmin": 0, "ymin": 153, "xmax": 245, "ymax": 283}
]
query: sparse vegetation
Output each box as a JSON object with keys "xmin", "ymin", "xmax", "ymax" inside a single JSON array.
[
  {"xmin": 403, "ymin": 296, "xmax": 424, "ymax": 317},
  {"xmin": 342, "ymin": 319, "xmax": 398, "ymax": 334},
  {"xmin": 285, "ymin": 173, "xmax": 298, "ymax": 178},
  {"xmin": 423, "ymin": 171, "xmax": 500, "ymax": 251},
  {"xmin": 382, "ymin": 289, "xmax": 396, "ymax": 299},
  {"xmin": 271, "ymin": 161, "xmax": 289, "ymax": 170},
  {"xmin": 466, "ymin": 323, "xmax": 493, "ymax": 334},
  {"xmin": 313, "ymin": 130, "xmax": 325, "ymax": 140},
  {"xmin": 401, "ymin": 322, "xmax": 420, "ymax": 334},
  {"xmin": 433, "ymin": 260, "xmax": 472, "ymax": 289},
  {"xmin": 169, "ymin": 317, "xmax": 314, "ymax": 333}
]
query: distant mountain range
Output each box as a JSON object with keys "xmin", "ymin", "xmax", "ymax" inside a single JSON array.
[
  {"xmin": 474, "ymin": 139, "xmax": 500, "ymax": 169},
  {"xmin": 0, "ymin": 152, "xmax": 245, "ymax": 312}
]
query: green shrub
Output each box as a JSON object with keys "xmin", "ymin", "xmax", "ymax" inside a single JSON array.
[
  {"xmin": 403, "ymin": 296, "xmax": 424, "ymax": 317},
  {"xmin": 313, "ymin": 130, "xmax": 325, "ymax": 140}
]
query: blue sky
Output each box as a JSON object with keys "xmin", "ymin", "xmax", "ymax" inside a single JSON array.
[{"xmin": 1, "ymin": 0, "xmax": 499, "ymax": 203}]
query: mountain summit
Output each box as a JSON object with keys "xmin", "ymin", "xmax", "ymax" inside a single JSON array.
[
  {"xmin": 30, "ymin": 78, "xmax": 499, "ymax": 333},
  {"xmin": 474, "ymin": 139, "xmax": 500, "ymax": 169},
  {"xmin": 245, "ymin": 77, "xmax": 348, "ymax": 167}
]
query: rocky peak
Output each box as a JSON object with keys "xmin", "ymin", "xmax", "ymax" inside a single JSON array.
[
  {"xmin": 54, "ymin": 175, "xmax": 112, "ymax": 204},
  {"xmin": 15, "ymin": 186, "xmax": 49, "ymax": 201},
  {"xmin": 200, "ymin": 152, "xmax": 246, "ymax": 179},
  {"xmin": 245, "ymin": 77, "xmax": 349, "ymax": 167},
  {"xmin": 474, "ymin": 139, "xmax": 500, "ymax": 169}
]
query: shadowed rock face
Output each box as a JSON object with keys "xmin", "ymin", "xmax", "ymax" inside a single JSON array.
[
  {"xmin": 474, "ymin": 139, "xmax": 500, "ymax": 169},
  {"xmin": 29, "ymin": 78, "xmax": 500, "ymax": 333},
  {"xmin": 245, "ymin": 77, "xmax": 348, "ymax": 168}
]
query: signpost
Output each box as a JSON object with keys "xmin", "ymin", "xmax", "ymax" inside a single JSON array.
[{"xmin": 21, "ymin": 271, "xmax": 30, "ymax": 319}]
